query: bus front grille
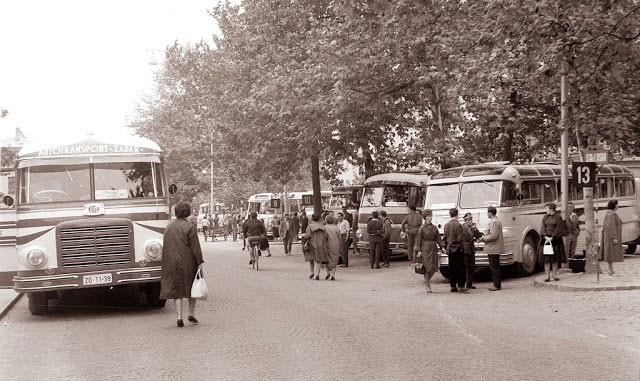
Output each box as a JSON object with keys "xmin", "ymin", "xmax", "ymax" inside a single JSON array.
[{"xmin": 57, "ymin": 221, "xmax": 134, "ymax": 272}]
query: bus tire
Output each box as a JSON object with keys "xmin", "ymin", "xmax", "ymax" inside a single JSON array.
[
  {"xmin": 516, "ymin": 236, "xmax": 538, "ymax": 276},
  {"xmin": 144, "ymin": 283, "xmax": 166, "ymax": 308},
  {"xmin": 28, "ymin": 292, "xmax": 48, "ymax": 315},
  {"xmin": 439, "ymin": 266, "xmax": 451, "ymax": 279},
  {"xmin": 625, "ymin": 244, "xmax": 636, "ymax": 254}
]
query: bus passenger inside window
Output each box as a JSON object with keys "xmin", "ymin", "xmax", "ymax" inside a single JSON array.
[{"xmin": 383, "ymin": 185, "xmax": 409, "ymax": 206}]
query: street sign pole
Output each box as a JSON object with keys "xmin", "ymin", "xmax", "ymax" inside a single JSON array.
[
  {"xmin": 560, "ymin": 59, "xmax": 569, "ymax": 222},
  {"xmin": 573, "ymin": 161, "xmax": 600, "ymax": 281}
]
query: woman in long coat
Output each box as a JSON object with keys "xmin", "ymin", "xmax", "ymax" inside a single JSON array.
[
  {"xmin": 302, "ymin": 213, "xmax": 329, "ymax": 280},
  {"xmin": 414, "ymin": 209, "xmax": 445, "ymax": 293},
  {"xmin": 538, "ymin": 202, "xmax": 566, "ymax": 282},
  {"xmin": 600, "ymin": 199, "xmax": 623, "ymax": 275},
  {"xmin": 160, "ymin": 202, "xmax": 204, "ymax": 327},
  {"xmin": 324, "ymin": 215, "xmax": 342, "ymax": 280}
]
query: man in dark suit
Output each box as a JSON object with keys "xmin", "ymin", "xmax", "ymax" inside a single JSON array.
[
  {"xmin": 279, "ymin": 214, "xmax": 296, "ymax": 255},
  {"xmin": 300, "ymin": 210, "xmax": 309, "ymax": 235},
  {"xmin": 367, "ymin": 211, "xmax": 384, "ymax": 269},
  {"xmin": 461, "ymin": 212, "xmax": 482, "ymax": 289},
  {"xmin": 443, "ymin": 208, "xmax": 468, "ymax": 293},
  {"xmin": 291, "ymin": 212, "xmax": 300, "ymax": 241}
]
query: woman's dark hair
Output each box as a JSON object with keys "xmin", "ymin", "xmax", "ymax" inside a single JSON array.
[
  {"xmin": 174, "ymin": 202, "xmax": 191, "ymax": 219},
  {"xmin": 311, "ymin": 213, "xmax": 321, "ymax": 222},
  {"xmin": 546, "ymin": 202, "xmax": 557, "ymax": 211},
  {"xmin": 487, "ymin": 206, "xmax": 497, "ymax": 216},
  {"xmin": 607, "ymin": 199, "xmax": 618, "ymax": 210}
]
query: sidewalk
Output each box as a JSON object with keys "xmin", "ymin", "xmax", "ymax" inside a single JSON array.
[
  {"xmin": 533, "ymin": 254, "xmax": 640, "ymax": 291},
  {"xmin": 0, "ymin": 288, "xmax": 22, "ymax": 320}
]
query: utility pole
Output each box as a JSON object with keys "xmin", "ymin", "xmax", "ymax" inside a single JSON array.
[
  {"xmin": 210, "ymin": 130, "xmax": 214, "ymax": 215},
  {"xmin": 560, "ymin": 59, "xmax": 569, "ymax": 220}
]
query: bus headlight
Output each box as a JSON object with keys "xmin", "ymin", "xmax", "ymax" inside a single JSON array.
[
  {"xmin": 26, "ymin": 249, "xmax": 47, "ymax": 268},
  {"xmin": 144, "ymin": 241, "xmax": 163, "ymax": 261},
  {"xmin": 356, "ymin": 229, "xmax": 363, "ymax": 238}
]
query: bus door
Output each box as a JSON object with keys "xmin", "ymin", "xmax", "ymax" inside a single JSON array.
[{"xmin": 0, "ymin": 202, "xmax": 16, "ymax": 288}]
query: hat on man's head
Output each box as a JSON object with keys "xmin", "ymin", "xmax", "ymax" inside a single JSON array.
[
  {"xmin": 423, "ymin": 209, "xmax": 433, "ymax": 216},
  {"xmin": 463, "ymin": 212, "xmax": 472, "ymax": 219}
]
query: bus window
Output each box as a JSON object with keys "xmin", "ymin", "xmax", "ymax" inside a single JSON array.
[
  {"xmin": 383, "ymin": 185, "xmax": 409, "ymax": 206},
  {"xmin": 460, "ymin": 181, "xmax": 501, "ymax": 208},
  {"xmin": 426, "ymin": 184, "xmax": 458, "ymax": 210},
  {"xmin": 20, "ymin": 164, "xmax": 91, "ymax": 204},
  {"xmin": 596, "ymin": 178, "xmax": 612, "ymax": 198},
  {"xmin": 615, "ymin": 178, "xmax": 634, "ymax": 197},
  {"xmin": 501, "ymin": 181, "xmax": 519, "ymax": 206},
  {"xmin": 94, "ymin": 162, "xmax": 157, "ymax": 199},
  {"xmin": 361, "ymin": 187, "xmax": 384, "ymax": 207},
  {"xmin": 407, "ymin": 187, "xmax": 424, "ymax": 209},
  {"xmin": 520, "ymin": 181, "xmax": 541, "ymax": 205},
  {"xmin": 541, "ymin": 181, "xmax": 556, "ymax": 203}
]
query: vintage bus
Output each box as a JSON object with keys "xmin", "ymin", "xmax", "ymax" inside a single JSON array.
[
  {"xmin": 356, "ymin": 173, "xmax": 429, "ymax": 257},
  {"xmin": 0, "ymin": 133, "xmax": 172, "ymax": 315},
  {"xmin": 426, "ymin": 163, "xmax": 640, "ymax": 277}
]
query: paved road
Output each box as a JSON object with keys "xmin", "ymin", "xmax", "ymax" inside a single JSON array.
[{"xmin": 1, "ymin": 239, "xmax": 638, "ymax": 380}]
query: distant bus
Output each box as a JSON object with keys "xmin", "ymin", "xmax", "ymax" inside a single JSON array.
[
  {"xmin": 286, "ymin": 190, "xmax": 331, "ymax": 216},
  {"xmin": 247, "ymin": 193, "xmax": 279, "ymax": 238},
  {"xmin": 426, "ymin": 163, "xmax": 640, "ymax": 277},
  {"xmin": 2, "ymin": 133, "xmax": 172, "ymax": 315},
  {"xmin": 356, "ymin": 173, "xmax": 429, "ymax": 257},
  {"xmin": 196, "ymin": 202, "xmax": 224, "ymax": 230}
]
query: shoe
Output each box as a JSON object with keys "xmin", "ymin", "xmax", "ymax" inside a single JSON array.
[
  {"xmin": 188, "ymin": 316, "xmax": 199, "ymax": 325},
  {"xmin": 450, "ymin": 288, "xmax": 458, "ymax": 293},
  {"xmin": 553, "ymin": 276, "xmax": 560, "ymax": 281},
  {"xmin": 343, "ymin": 265, "xmax": 348, "ymax": 268},
  {"xmin": 383, "ymin": 264, "xmax": 389, "ymax": 267},
  {"xmin": 249, "ymin": 260, "xmax": 254, "ymax": 265},
  {"xmin": 375, "ymin": 265, "xmax": 381, "ymax": 269},
  {"xmin": 177, "ymin": 319, "xmax": 184, "ymax": 327},
  {"xmin": 266, "ymin": 254, "xmax": 271, "ymax": 257},
  {"xmin": 325, "ymin": 274, "xmax": 330, "ymax": 280},
  {"xmin": 488, "ymin": 287, "xmax": 501, "ymax": 291},
  {"xmin": 544, "ymin": 278, "xmax": 550, "ymax": 282},
  {"xmin": 467, "ymin": 285, "xmax": 476, "ymax": 289},
  {"xmin": 458, "ymin": 288, "xmax": 469, "ymax": 293},
  {"xmin": 309, "ymin": 274, "xmax": 314, "ymax": 279},
  {"xmin": 338, "ymin": 264, "xmax": 346, "ymax": 267},
  {"xmin": 315, "ymin": 275, "xmax": 320, "ymax": 280},
  {"xmin": 330, "ymin": 276, "xmax": 335, "ymax": 281},
  {"xmin": 242, "ymin": 247, "xmax": 245, "ymax": 251}
]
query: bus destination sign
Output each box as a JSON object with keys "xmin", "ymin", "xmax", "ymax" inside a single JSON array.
[{"xmin": 37, "ymin": 144, "xmax": 148, "ymax": 157}]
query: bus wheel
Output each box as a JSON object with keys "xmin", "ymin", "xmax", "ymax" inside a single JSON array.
[
  {"xmin": 439, "ymin": 266, "xmax": 451, "ymax": 279},
  {"xmin": 28, "ymin": 292, "xmax": 48, "ymax": 315},
  {"xmin": 144, "ymin": 283, "xmax": 166, "ymax": 308},
  {"xmin": 625, "ymin": 244, "xmax": 637, "ymax": 254},
  {"xmin": 516, "ymin": 236, "xmax": 537, "ymax": 276}
]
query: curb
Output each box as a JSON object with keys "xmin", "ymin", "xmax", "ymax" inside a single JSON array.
[
  {"xmin": 0, "ymin": 292, "xmax": 23, "ymax": 320},
  {"xmin": 533, "ymin": 275, "xmax": 640, "ymax": 292}
]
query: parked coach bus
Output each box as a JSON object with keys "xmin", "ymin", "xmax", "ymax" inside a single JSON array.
[
  {"xmin": 0, "ymin": 134, "xmax": 172, "ymax": 315},
  {"xmin": 356, "ymin": 173, "xmax": 429, "ymax": 257},
  {"xmin": 426, "ymin": 163, "xmax": 640, "ymax": 277}
]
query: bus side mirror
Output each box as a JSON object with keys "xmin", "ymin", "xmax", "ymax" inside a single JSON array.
[
  {"xmin": 3, "ymin": 195, "xmax": 14, "ymax": 207},
  {"xmin": 168, "ymin": 184, "xmax": 178, "ymax": 195}
]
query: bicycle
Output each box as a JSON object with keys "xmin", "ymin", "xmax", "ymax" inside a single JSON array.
[{"xmin": 247, "ymin": 236, "xmax": 262, "ymax": 271}]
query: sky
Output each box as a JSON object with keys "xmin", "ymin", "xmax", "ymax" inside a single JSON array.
[{"xmin": 0, "ymin": 1, "xmax": 220, "ymax": 142}]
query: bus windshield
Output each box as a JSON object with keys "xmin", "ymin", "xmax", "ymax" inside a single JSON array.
[
  {"xmin": 460, "ymin": 181, "xmax": 501, "ymax": 208},
  {"xmin": 427, "ymin": 181, "xmax": 503, "ymax": 209},
  {"xmin": 361, "ymin": 185, "xmax": 423, "ymax": 208},
  {"xmin": 19, "ymin": 162, "xmax": 165, "ymax": 204},
  {"xmin": 426, "ymin": 184, "xmax": 459, "ymax": 210},
  {"xmin": 329, "ymin": 194, "xmax": 358, "ymax": 209},
  {"xmin": 248, "ymin": 201, "xmax": 277, "ymax": 215}
]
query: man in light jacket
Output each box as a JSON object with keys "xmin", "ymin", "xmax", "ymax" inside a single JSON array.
[{"xmin": 479, "ymin": 206, "xmax": 504, "ymax": 291}]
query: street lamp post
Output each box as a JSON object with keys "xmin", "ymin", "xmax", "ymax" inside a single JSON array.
[{"xmin": 210, "ymin": 130, "xmax": 214, "ymax": 215}]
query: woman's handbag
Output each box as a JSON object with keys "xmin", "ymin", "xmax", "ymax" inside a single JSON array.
[
  {"xmin": 543, "ymin": 237, "xmax": 554, "ymax": 255},
  {"xmin": 190, "ymin": 268, "xmax": 208, "ymax": 300},
  {"xmin": 414, "ymin": 263, "xmax": 426, "ymax": 274}
]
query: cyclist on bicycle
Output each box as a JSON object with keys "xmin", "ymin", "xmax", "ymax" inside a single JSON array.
[{"xmin": 243, "ymin": 211, "xmax": 267, "ymax": 265}]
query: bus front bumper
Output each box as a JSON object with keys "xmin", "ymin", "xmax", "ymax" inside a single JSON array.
[
  {"xmin": 13, "ymin": 266, "xmax": 162, "ymax": 292},
  {"xmin": 439, "ymin": 253, "xmax": 514, "ymax": 267},
  {"xmin": 357, "ymin": 241, "xmax": 407, "ymax": 255}
]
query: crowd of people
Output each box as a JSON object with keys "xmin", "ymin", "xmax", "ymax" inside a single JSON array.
[{"xmin": 159, "ymin": 198, "xmax": 627, "ymax": 326}]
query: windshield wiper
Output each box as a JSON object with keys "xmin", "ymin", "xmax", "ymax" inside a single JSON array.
[{"xmin": 64, "ymin": 166, "xmax": 75, "ymax": 183}]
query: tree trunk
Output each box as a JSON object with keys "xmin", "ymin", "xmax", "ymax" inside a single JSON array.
[
  {"xmin": 311, "ymin": 153, "xmax": 322, "ymax": 216},
  {"xmin": 502, "ymin": 130, "xmax": 513, "ymax": 162},
  {"xmin": 363, "ymin": 150, "xmax": 375, "ymax": 179}
]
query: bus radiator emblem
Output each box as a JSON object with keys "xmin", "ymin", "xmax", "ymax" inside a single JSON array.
[{"xmin": 83, "ymin": 203, "xmax": 105, "ymax": 216}]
